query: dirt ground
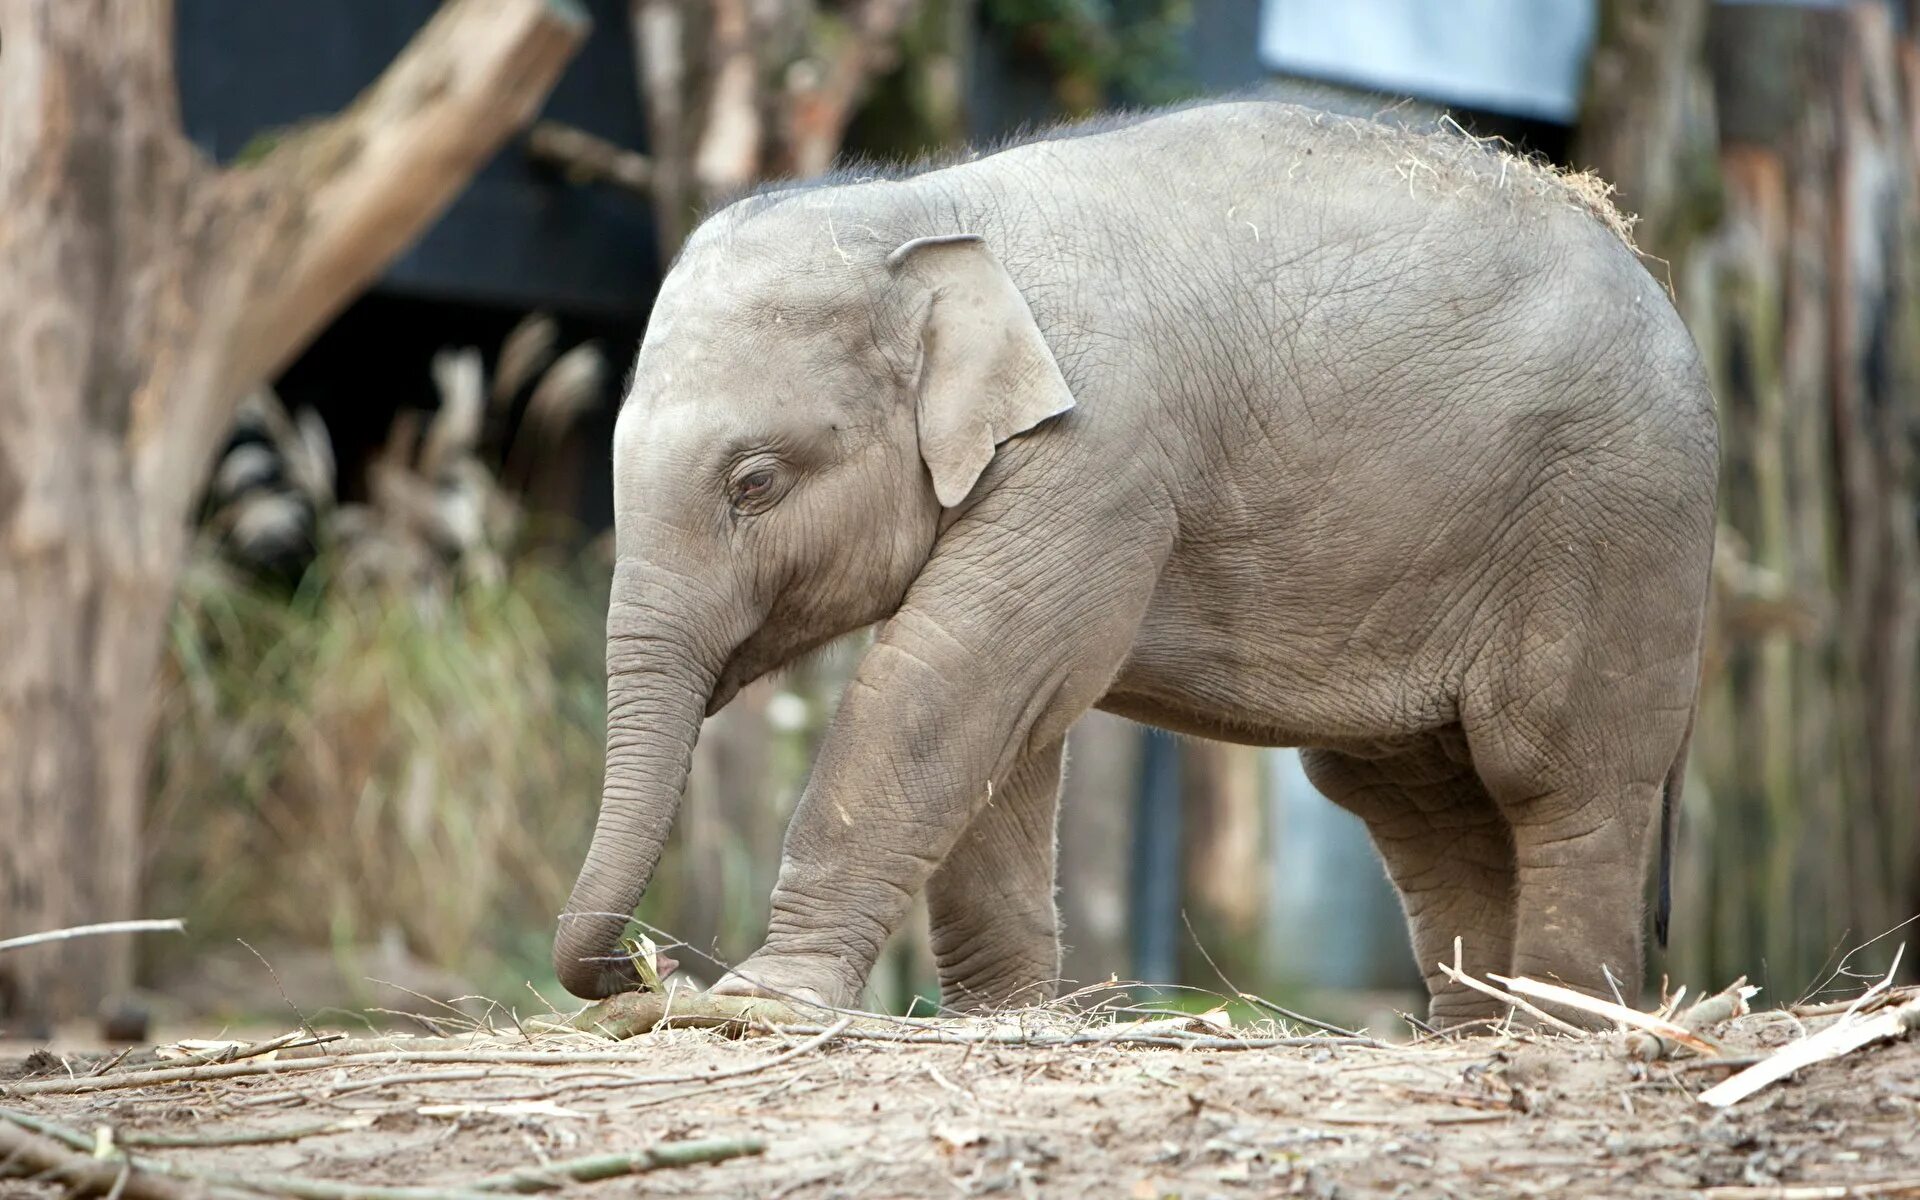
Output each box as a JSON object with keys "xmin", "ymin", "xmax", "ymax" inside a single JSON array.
[{"xmin": 3, "ymin": 996, "xmax": 1918, "ymax": 1200}]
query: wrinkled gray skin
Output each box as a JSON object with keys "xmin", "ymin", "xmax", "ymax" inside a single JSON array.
[{"xmin": 552, "ymin": 99, "xmax": 1717, "ymax": 1028}]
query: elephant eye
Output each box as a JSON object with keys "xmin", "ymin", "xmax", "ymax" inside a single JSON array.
[{"xmin": 730, "ymin": 467, "xmax": 777, "ymax": 509}]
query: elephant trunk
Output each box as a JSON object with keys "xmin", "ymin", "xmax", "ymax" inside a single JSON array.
[{"xmin": 553, "ymin": 604, "xmax": 718, "ymax": 1000}]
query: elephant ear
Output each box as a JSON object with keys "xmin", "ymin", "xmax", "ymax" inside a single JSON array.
[{"xmin": 887, "ymin": 234, "xmax": 1076, "ymax": 508}]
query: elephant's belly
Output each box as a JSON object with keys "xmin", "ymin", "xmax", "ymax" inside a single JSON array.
[{"xmin": 1098, "ymin": 632, "xmax": 1457, "ymax": 759}]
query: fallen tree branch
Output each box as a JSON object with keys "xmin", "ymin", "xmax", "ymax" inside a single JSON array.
[
  {"xmin": 1790, "ymin": 985, "xmax": 1918, "ymax": 1018},
  {"xmin": 0, "ymin": 1118, "xmax": 234, "ymax": 1200},
  {"xmin": 750, "ymin": 1023, "xmax": 1377, "ymax": 1051},
  {"xmin": 1697, "ymin": 996, "xmax": 1920, "ymax": 1108},
  {"xmin": 1, "ymin": 1108, "xmax": 763, "ymax": 1198},
  {"xmin": 8, "ymin": 1018, "xmax": 853, "ymax": 1098},
  {"xmin": 465, "ymin": 1139, "xmax": 766, "ymax": 1190},
  {"xmin": 560, "ymin": 989, "xmax": 828, "ymax": 1040},
  {"xmin": 0, "ymin": 920, "xmax": 184, "ymax": 954},
  {"xmin": 1626, "ymin": 978, "xmax": 1757, "ymax": 1060}
]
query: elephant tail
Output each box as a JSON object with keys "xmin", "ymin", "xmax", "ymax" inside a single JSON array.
[{"xmin": 1655, "ymin": 708, "xmax": 1696, "ymax": 949}]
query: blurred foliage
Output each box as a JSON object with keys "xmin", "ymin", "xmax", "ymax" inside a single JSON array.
[
  {"xmin": 145, "ymin": 315, "xmax": 624, "ymax": 1004},
  {"xmin": 983, "ymin": 0, "xmax": 1197, "ymax": 112},
  {"xmin": 147, "ymin": 538, "xmax": 612, "ymax": 1000}
]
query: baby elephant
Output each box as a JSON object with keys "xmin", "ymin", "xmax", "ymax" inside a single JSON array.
[{"xmin": 553, "ymin": 98, "xmax": 1717, "ymax": 1029}]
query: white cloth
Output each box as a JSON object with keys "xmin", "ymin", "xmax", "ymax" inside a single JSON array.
[{"xmin": 1257, "ymin": 0, "xmax": 1598, "ymax": 123}]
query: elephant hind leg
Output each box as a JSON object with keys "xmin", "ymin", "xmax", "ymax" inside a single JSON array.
[
  {"xmin": 1463, "ymin": 698, "xmax": 1672, "ymax": 1020},
  {"xmin": 1302, "ymin": 741, "xmax": 1517, "ymax": 1030},
  {"xmin": 924, "ymin": 738, "xmax": 1066, "ymax": 1013}
]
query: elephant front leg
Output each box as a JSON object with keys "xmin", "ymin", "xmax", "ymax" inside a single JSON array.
[
  {"xmin": 712, "ymin": 548, "xmax": 1155, "ymax": 1011},
  {"xmin": 925, "ymin": 737, "xmax": 1065, "ymax": 1012}
]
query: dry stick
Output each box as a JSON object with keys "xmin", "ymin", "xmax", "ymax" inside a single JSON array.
[
  {"xmin": 89, "ymin": 1048, "xmax": 137, "ymax": 1077},
  {"xmin": 122, "ymin": 1118, "xmax": 375, "ymax": 1149},
  {"xmin": 222, "ymin": 1074, "xmax": 493, "ymax": 1114},
  {"xmin": 1674, "ymin": 1054, "xmax": 1768, "ymax": 1074},
  {"xmin": 189, "ymin": 1141, "xmax": 765, "ymax": 1199},
  {"xmin": 558, "ymin": 1017, "xmax": 850, "ymax": 1095},
  {"xmin": 573, "ymin": 984, "xmax": 1377, "ymax": 1051},
  {"xmin": 1490, "ymin": 973, "xmax": 1722, "ymax": 1055},
  {"xmin": 175, "ymin": 1031, "xmax": 341, "ymax": 1067},
  {"xmin": 2, "ymin": 1108, "xmax": 763, "ymax": 1199},
  {"xmin": 324, "ymin": 1068, "xmax": 494, "ymax": 1098},
  {"xmin": 1434, "ymin": 941, "xmax": 1584, "ymax": 1037},
  {"xmin": 8, "ymin": 1047, "xmax": 788, "ymax": 1098},
  {"xmin": 0, "ymin": 920, "xmax": 184, "ymax": 954},
  {"xmin": 10, "ymin": 1014, "xmax": 1358, "ymax": 1102},
  {"xmin": 755, "ymin": 1023, "xmax": 1372, "ymax": 1050},
  {"xmin": 1838, "ymin": 943, "xmax": 1907, "ymax": 1023},
  {"xmin": 1238, "ymin": 993, "xmax": 1386, "ymax": 1046},
  {"xmin": 464, "ymin": 1139, "xmax": 765, "ymax": 1190},
  {"xmin": 236, "ymin": 938, "xmax": 318, "ymax": 1039}
]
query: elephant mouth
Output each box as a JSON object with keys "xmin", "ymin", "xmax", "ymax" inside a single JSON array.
[
  {"xmin": 704, "ymin": 673, "xmax": 745, "ymax": 717},
  {"xmin": 704, "ymin": 633, "xmax": 790, "ymax": 716},
  {"xmin": 704, "ymin": 625, "xmax": 856, "ymax": 717}
]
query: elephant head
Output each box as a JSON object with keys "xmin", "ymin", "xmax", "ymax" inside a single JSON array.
[{"xmin": 552, "ymin": 209, "xmax": 1077, "ymax": 998}]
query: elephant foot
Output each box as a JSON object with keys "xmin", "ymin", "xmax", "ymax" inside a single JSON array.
[
  {"xmin": 708, "ymin": 952, "xmax": 861, "ymax": 1011},
  {"xmin": 1425, "ymin": 993, "xmax": 1514, "ymax": 1035}
]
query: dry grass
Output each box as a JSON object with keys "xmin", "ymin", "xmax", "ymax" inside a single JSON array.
[{"xmin": 146, "ymin": 544, "xmax": 611, "ymax": 1000}]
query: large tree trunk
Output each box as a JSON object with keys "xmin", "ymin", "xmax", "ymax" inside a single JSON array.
[{"xmin": 0, "ymin": 0, "xmax": 587, "ymax": 1032}]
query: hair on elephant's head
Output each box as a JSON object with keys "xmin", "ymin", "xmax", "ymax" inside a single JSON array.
[{"xmin": 553, "ymin": 210, "xmax": 1076, "ymax": 998}]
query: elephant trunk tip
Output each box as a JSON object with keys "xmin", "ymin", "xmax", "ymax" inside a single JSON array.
[{"xmin": 553, "ymin": 919, "xmax": 644, "ymax": 1000}]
